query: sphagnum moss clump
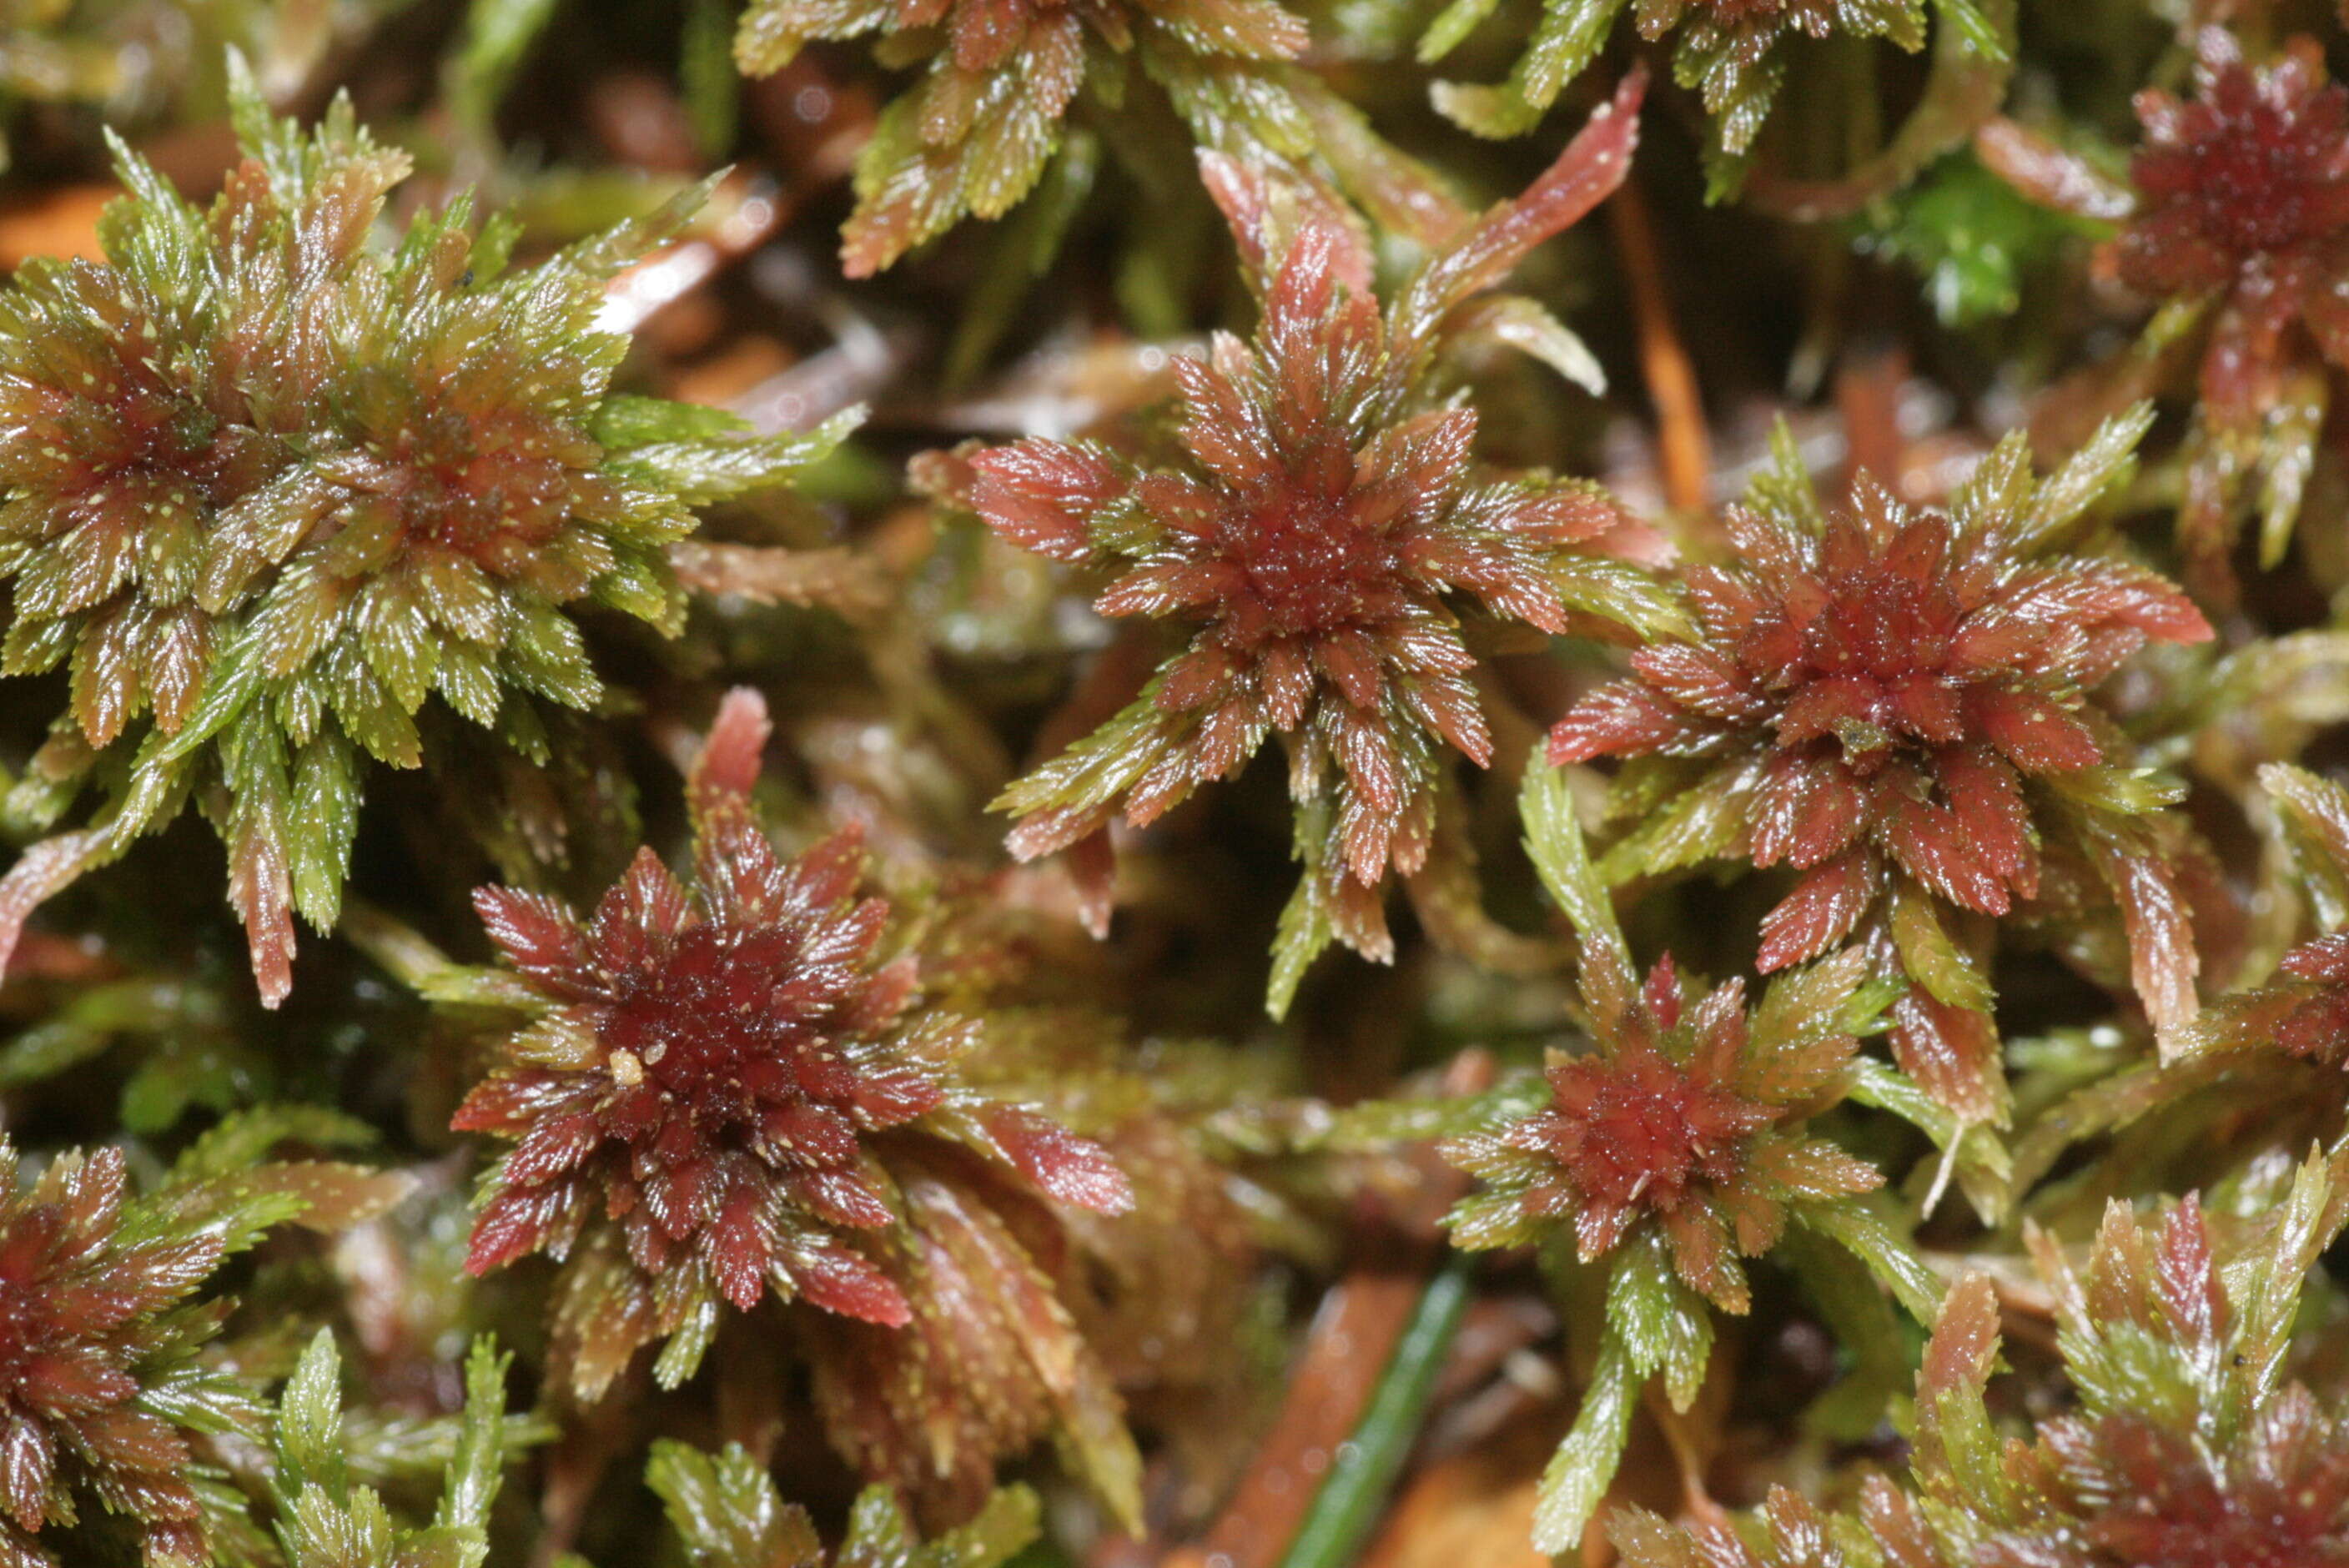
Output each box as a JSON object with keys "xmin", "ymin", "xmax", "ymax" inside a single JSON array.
[
  {"xmin": 11, "ymin": 9, "xmax": 2349, "ymax": 1568},
  {"xmin": 964, "ymin": 73, "xmax": 1676, "ymax": 1007},
  {"xmin": 1552, "ymin": 415, "xmax": 2211, "ymax": 1128},
  {"xmin": 0, "ymin": 62, "xmax": 856, "ymax": 1005}
]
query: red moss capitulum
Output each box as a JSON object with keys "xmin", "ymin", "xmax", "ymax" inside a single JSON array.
[
  {"xmin": 1445, "ymin": 951, "xmax": 1880, "ymax": 1314},
  {"xmin": 2118, "ymin": 33, "xmax": 2349, "ymax": 298},
  {"xmin": 0, "ymin": 1147, "xmax": 221, "ymax": 1568},
  {"xmin": 1214, "ymin": 481, "xmax": 1411, "ymax": 649},
  {"xmin": 453, "ymin": 690, "xmax": 1131, "ymax": 1354},
  {"xmin": 349, "ymin": 400, "xmax": 621, "ymax": 585},
  {"xmin": 1527, "ymin": 1031, "xmax": 1773, "ymax": 1243},
  {"xmin": 458, "ymin": 835, "xmax": 938, "ymax": 1325},
  {"xmin": 971, "ymin": 244, "xmax": 1588, "ymax": 892},
  {"xmin": 967, "ymin": 78, "xmax": 1650, "ymax": 981},
  {"xmin": 1551, "ymin": 474, "xmax": 2211, "ymax": 972}
]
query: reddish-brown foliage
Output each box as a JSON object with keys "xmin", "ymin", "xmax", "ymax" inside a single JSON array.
[
  {"xmin": 2115, "ymin": 30, "xmax": 2349, "ymax": 583},
  {"xmin": 968, "ymin": 76, "xmax": 1651, "ymax": 970},
  {"xmin": 1549, "ymin": 446, "xmax": 2210, "ymax": 1118},
  {"xmin": 0, "ymin": 1147, "xmax": 224, "ymax": 1568},
  {"xmin": 454, "ymin": 690, "xmax": 1129, "ymax": 1384},
  {"xmin": 736, "ymin": 0, "xmax": 1310, "ymax": 276},
  {"xmin": 1446, "ymin": 952, "xmax": 1880, "ymax": 1314},
  {"xmin": 2119, "ymin": 34, "xmax": 2349, "ymax": 309},
  {"xmin": 1552, "ymin": 475, "xmax": 2207, "ymax": 955}
]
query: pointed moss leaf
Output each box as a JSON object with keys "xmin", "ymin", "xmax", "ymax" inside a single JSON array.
[
  {"xmin": 1430, "ymin": 78, "xmax": 1546, "ymax": 142},
  {"xmin": 170, "ymin": 1103, "xmax": 381, "ymax": 1183},
  {"xmin": 2263, "ymin": 763, "xmax": 2349, "ymax": 932},
  {"xmin": 1268, "ymin": 865, "xmax": 1338, "ymax": 1023},
  {"xmin": 837, "ymin": 1489, "xmax": 915, "ymax": 1568},
  {"xmin": 1532, "ymin": 1329, "xmax": 1639, "ymax": 1553},
  {"xmin": 1416, "ymin": 0, "xmax": 1501, "ymax": 63},
  {"xmin": 2040, "ymin": 765, "xmax": 2186, "ymax": 817},
  {"xmin": 907, "ymin": 1484, "xmax": 1042, "ymax": 1568},
  {"xmin": 2226, "ymin": 1148, "xmax": 2344, "ymax": 1408},
  {"xmin": 649, "ymin": 1439, "xmax": 822, "ymax": 1568},
  {"xmin": 1437, "ymin": 292, "xmax": 1607, "ymax": 399},
  {"xmin": 1911, "ymin": 1272, "xmax": 2007, "ymax": 1505},
  {"xmin": 435, "ymin": 1339, "xmax": 513, "ymax": 1535},
  {"xmin": 1597, "ymin": 756, "xmax": 1762, "ymax": 883},
  {"xmin": 1745, "ymin": 420, "xmax": 1830, "ymax": 536},
  {"xmin": 592, "ymin": 394, "xmax": 757, "ymax": 448},
  {"xmin": 1302, "ymin": 1074, "xmax": 1554, "ymax": 1153},
  {"xmin": 1522, "ymin": 763, "xmax": 1637, "ymax": 1019},
  {"xmin": 2017, "ymin": 404, "xmax": 2154, "ymax": 551},
  {"xmin": 1888, "ymin": 881, "xmax": 1991, "ymax": 1013},
  {"xmin": 1552, "ymin": 554, "xmax": 1698, "ymax": 641},
  {"xmin": 1606, "ymin": 1230, "xmax": 1715, "ymax": 1410},
  {"xmin": 615, "ymin": 406, "xmax": 865, "ymax": 505},
  {"xmin": 288, "ymin": 733, "xmax": 364, "ymax": 930},
  {"xmin": 830, "ymin": 1485, "xmax": 1040, "ymax": 1568},
  {"xmin": 277, "ymin": 1329, "xmax": 354, "ymax": 1502},
  {"xmin": 651, "ymin": 1294, "xmax": 723, "ymax": 1390}
]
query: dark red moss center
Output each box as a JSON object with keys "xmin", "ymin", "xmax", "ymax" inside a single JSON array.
[
  {"xmin": 2162, "ymin": 105, "xmax": 2346, "ymax": 259},
  {"xmin": 2086, "ymin": 1515, "xmax": 2325, "ymax": 1568},
  {"xmin": 1746, "ymin": 530, "xmax": 1971, "ymax": 771},
  {"xmin": 2132, "ymin": 60, "xmax": 2349, "ymax": 270},
  {"xmin": 2062, "ymin": 1414, "xmax": 2348, "ymax": 1568},
  {"xmin": 600, "ymin": 922, "xmax": 841, "ymax": 1106},
  {"xmin": 1226, "ymin": 491, "xmax": 1401, "ymax": 641},
  {"xmin": 1549, "ymin": 1055, "xmax": 1758, "ymax": 1213},
  {"xmin": 67, "ymin": 378, "xmax": 266, "ymax": 512},
  {"xmin": 357, "ymin": 407, "xmax": 600, "ymax": 570}
]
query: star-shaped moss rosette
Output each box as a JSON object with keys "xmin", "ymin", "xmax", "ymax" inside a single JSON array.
[
  {"xmin": 0, "ymin": 1108, "xmax": 409, "ymax": 1568},
  {"xmin": 263, "ymin": 1328, "xmax": 517, "ymax": 1568},
  {"xmin": 2117, "ymin": 30, "xmax": 2349, "ymax": 592},
  {"xmin": 650, "ymin": 1439, "xmax": 1038, "ymax": 1568},
  {"xmin": 1432, "ymin": 766, "xmax": 1942, "ymax": 1553},
  {"xmin": 1550, "ymin": 412, "xmax": 2211, "ymax": 1133},
  {"xmin": 733, "ymin": 0, "xmax": 1472, "ymax": 277},
  {"xmin": 1414, "ymin": 0, "xmax": 2003, "ymax": 170},
  {"xmin": 963, "ymin": 74, "xmax": 1678, "ymax": 1013},
  {"xmin": 418, "ymin": 688, "xmax": 1144, "ymax": 1525},
  {"xmin": 1612, "ymin": 1154, "xmax": 2349, "ymax": 1568},
  {"xmin": 1992, "ymin": 30, "xmax": 2349, "ymax": 598},
  {"xmin": 0, "ymin": 61, "xmax": 859, "ymax": 1008}
]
